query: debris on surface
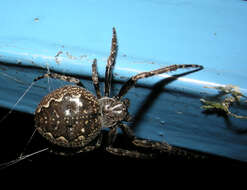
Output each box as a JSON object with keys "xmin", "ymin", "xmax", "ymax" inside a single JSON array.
[
  {"xmin": 200, "ymin": 85, "xmax": 247, "ymax": 119},
  {"xmin": 55, "ymin": 51, "xmax": 63, "ymax": 64},
  {"xmin": 66, "ymin": 52, "xmax": 77, "ymax": 60},
  {"xmin": 34, "ymin": 17, "xmax": 39, "ymax": 22}
]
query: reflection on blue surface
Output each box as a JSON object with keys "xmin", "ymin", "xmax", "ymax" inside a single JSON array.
[{"xmin": 0, "ymin": 0, "xmax": 247, "ymax": 161}]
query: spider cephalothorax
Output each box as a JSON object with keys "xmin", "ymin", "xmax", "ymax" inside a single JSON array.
[
  {"xmin": 26, "ymin": 28, "xmax": 204, "ymax": 158},
  {"xmin": 99, "ymin": 97, "xmax": 131, "ymax": 128}
]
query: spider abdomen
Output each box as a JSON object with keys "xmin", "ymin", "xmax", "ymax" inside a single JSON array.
[{"xmin": 34, "ymin": 85, "xmax": 101, "ymax": 148}]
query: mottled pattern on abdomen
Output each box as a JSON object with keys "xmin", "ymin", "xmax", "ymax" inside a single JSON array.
[{"xmin": 34, "ymin": 85, "xmax": 101, "ymax": 148}]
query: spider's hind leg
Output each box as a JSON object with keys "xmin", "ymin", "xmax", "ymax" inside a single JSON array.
[
  {"xmin": 34, "ymin": 73, "xmax": 85, "ymax": 88},
  {"xmin": 106, "ymin": 146, "xmax": 155, "ymax": 159},
  {"xmin": 120, "ymin": 124, "xmax": 206, "ymax": 159},
  {"xmin": 120, "ymin": 123, "xmax": 172, "ymax": 152},
  {"xmin": 105, "ymin": 125, "xmax": 155, "ymax": 159}
]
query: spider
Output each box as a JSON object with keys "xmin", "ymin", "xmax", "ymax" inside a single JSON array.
[{"xmin": 13, "ymin": 28, "xmax": 204, "ymax": 160}]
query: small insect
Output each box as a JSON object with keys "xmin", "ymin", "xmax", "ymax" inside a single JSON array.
[{"xmin": 1, "ymin": 28, "xmax": 204, "ymax": 165}]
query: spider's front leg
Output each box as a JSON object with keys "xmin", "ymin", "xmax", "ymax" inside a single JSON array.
[
  {"xmin": 104, "ymin": 27, "xmax": 117, "ymax": 97},
  {"xmin": 115, "ymin": 64, "xmax": 203, "ymax": 99}
]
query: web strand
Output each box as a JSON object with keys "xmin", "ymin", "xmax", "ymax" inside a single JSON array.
[
  {"xmin": 0, "ymin": 81, "xmax": 35, "ymax": 124},
  {"xmin": 0, "ymin": 148, "xmax": 48, "ymax": 170}
]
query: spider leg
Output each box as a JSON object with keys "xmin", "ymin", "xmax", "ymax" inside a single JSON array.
[
  {"xmin": 106, "ymin": 146, "xmax": 154, "ymax": 159},
  {"xmin": 106, "ymin": 126, "xmax": 118, "ymax": 146},
  {"xmin": 105, "ymin": 125, "xmax": 155, "ymax": 159},
  {"xmin": 92, "ymin": 59, "xmax": 102, "ymax": 99},
  {"xmin": 77, "ymin": 133, "xmax": 103, "ymax": 153},
  {"xmin": 34, "ymin": 72, "xmax": 85, "ymax": 87},
  {"xmin": 104, "ymin": 27, "xmax": 117, "ymax": 97},
  {"xmin": 120, "ymin": 123, "xmax": 172, "ymax": 152},
  {"xmin": 120, "ymin": 124, "xmax": 206, "ymax": 159},
  {"xmin": 115, "ymin": 64, "xmax": 203, "ymax": 99}
]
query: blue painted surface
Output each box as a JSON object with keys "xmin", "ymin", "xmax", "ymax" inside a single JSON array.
[{"xmin": 0, "ymin": 0, "xmax": 247, "ymax": 161}]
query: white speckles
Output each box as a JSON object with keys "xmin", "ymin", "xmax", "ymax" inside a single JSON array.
[
  {"xmin": 69, "ymin": 95, "xmax": 83, "ymax": 114},
  {"xmin": 81, "ymin": 128, "xmax": 85, "ymax": 133},
  {"xmin": 53, "ymin": 110, "xmax": 60, "ymax": 118},
  {"xmin": 77, "ymin": 135, "xmax": 85, "ymax": 141},
  {"xmin": 69, "ymin": 95, "xmax": 82, "ymax": 107},
  {"xmin": 65, "ymin": 109, "xmax": 71, "ymax": 116}
]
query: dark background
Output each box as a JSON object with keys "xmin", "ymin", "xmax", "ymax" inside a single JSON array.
[{"xmin": 0, "ymin": 106, "xmax": 246, "ymax": 174}]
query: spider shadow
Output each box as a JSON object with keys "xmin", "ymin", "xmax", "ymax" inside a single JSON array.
[
  {"xmin": 202, "ymin": 108, "xmax": 247, "ymax": 134},
  {"xmin": 129, "ymin": 68, "xmax": 202, "ymax": 131}
]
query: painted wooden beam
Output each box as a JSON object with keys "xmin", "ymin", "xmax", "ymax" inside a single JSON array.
[{"xmin": 0, "ymin": 0, "xmax": 247, "ymax": 161}]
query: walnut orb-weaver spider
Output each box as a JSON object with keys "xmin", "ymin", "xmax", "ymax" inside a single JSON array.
[{"xmin": 32, "ymin": 28, "xmax": 203, "ymax": 158}]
